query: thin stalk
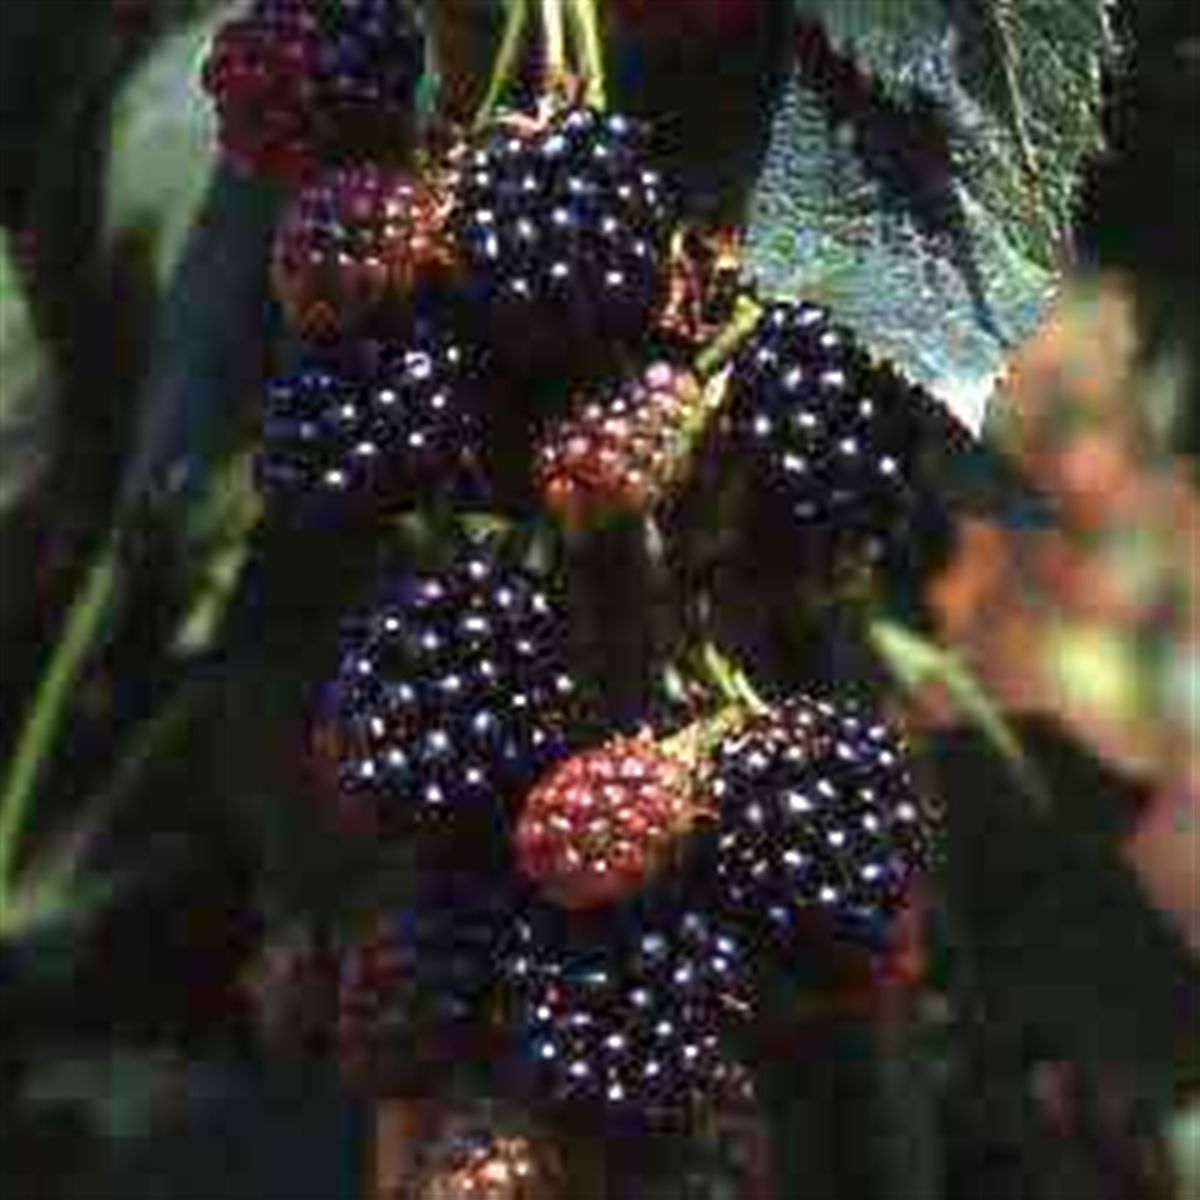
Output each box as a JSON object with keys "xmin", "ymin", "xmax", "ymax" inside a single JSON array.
[
  {"xmin": 696, "ymin": 295, "xmax": 763, "ymax": 379},
  {"xmin": 0, "ymin": 534, "xmax": 120, "ymax": 907},
  {"xmin": 700, "ymin": 642, "xmax": 769, "ymax": 714},
  {"xmin": 473, "ymin": 0, "xmax": 531, "ymax": 129},
  {"xmin": 539, "ymin": 0, "xmax": 569, "ymax": 95},
  {"xmin": 567, "ymin": 0, "xmax": 607, "ymax": 109}
]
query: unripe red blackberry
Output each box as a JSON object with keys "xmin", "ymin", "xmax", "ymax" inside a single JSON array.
[
  {"xmin": 272, "ymin": 165, "xmax": 453, "ymax": 338},
  {"xmin": 201, "ymin": 0, "xmax": 323, "ymax": 185},
  {"xmin": 722, "ymin": 301, "xmax": 937, "ymax": 563},
  {"xmin": 255, "ymin": 327, "xmax": 486, "ymax": 521},
  {"xmin": 201, "ymin": 0, "xmax": 424, "ymax": 184},
  {"xmin": 506, "ymin": 905, "xmax": 749, "ymax": 1120},
  {"xmin": 535, "ymin": 362, "xmax": 706, "ymax": 529},
  {"xmin": 710, "ymin": 696, "xmax": 938, "ymax": 946},
  {"xmin": 450, "ymin": 105, "xmax": 673, "ymax": 375},
  {"xmin": 337, "ymin": 870, "xmax": 516, "ymax": 1095},
  {"xmin": 515, "ymin": 731, "xmax": 704, "ymax": 910},
  {"xmin": 312, "ymin": 549, "xmax": 581, "ymax": 839}
]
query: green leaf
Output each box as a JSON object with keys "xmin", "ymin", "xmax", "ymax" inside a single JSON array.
[
  {"xmin": 745, "ymin": 70, "xmax": 1051, "ymax": 436},
  {"xmin": 103, "ymin": 2, "xmax": 233, "ymax": 283},
  {"xmin": 869, "ymin": 618, "xmax": 1045, "ymax": 803},
  {"xmin": 792, "ymin": 0, "xmax": 1113, "ymax": 266},
  {"xmin": 0, "ymin": 235, "xmax": 52, "ymax": 517},
  {"xmin": 749, "ymin": 1, "xmax": 1114, "ymax": 433},
  {"xmin": 792, "ymin": 0, "xmax": 950, "ymax": 97}
]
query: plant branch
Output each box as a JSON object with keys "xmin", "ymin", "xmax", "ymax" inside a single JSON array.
[
  {"xmin": 0, "ymin": 535, "xmax": 120, "ymax": 909},
  {"xmin": 567, "ymin": 0, "xmax": 606, "ymax": 109}
]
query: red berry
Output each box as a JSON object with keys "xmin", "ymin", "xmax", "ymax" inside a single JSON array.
[
  {"xmin": 516, "ymin": 732, "xmax": 701, "ymax": 909},
  {"xmin": 272, "ymin": 165, "xmax": 453, "ymax": 338},
  {"xmin": 536, "ymin": 363, "xmax": 707, "ymax": 529},
  {"xmin": 201, "ymin": 3, "xmax": 323, "ymax": 185}
]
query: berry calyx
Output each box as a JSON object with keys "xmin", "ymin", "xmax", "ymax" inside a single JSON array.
[
  {"xmin": 255, "ymin": 328, "xmax": 487, "ymax": 521},
  {"xmin": 272, "ymin": 165, "xmax": 453, "ymax": 339},
  {"xmin": 535, "ymin": 362, "xmax": 708, "ymax": 529},
  {"xmin": 515, "ymin": 729, "xmax": 703, "ymax": 910},
  {"xmin": 722, "ymin": 300, "xmax": 937, "ymax": 563},
  {"xmin": 507, "ymin": 905, "xmax": 749, "ymax": 1119},
  {"xmin": 710, "ymin": 695, "xmax": 938, "ymax": 945},
  {"xmin": 312, "ymin": 549, "xmax": 581, "ymax": 839},
  {"xmin": 449, "ymin": 104, "xmax": 673, "ymax": 375}
]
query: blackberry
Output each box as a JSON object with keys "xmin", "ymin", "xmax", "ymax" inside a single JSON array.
[
  {"xmin": 202, "ymin": 0, "xmax": 424, "ymax": 183},
  {"xmin": 255, "ymin": 328, "xmax": 486, "ymax": 521},
  {"xmin": 515, "ymin": 731, "xmax": 701, "ymax": 911},
  {"xmin": 415, "ymin": 1116, "xmax": 564, "ymax": 1200},
  {"xmin": 201, "ymin": 0, "xmax": 323, "ymax": 184},
  {"xmin": 506, "ymin": 906, "xmax": 748, "ymax": 1120},
  {"xmin": 313, "ymin": 549, "xmax": 580, "ymax": 837},
  {"xmin": 450, "ymin": 105, "xmax": 673, "ymax": 373},
  {"xmin": 272, "ymin": 165, "xmax": 452, "ymax": 338},
  {"xmin": 711, "ymin": 696, "xmax": 937, "ymax": 945},
  {"xmin": 315, "ymin": 0, "xmax": 424, "ymax": 158},
  {"xmin": 722, "ymin": 301, "xmax": 936, "ymax": 562},
  {"xmin": 337, "ymin": 870, "xmax": 516, "ymax": 1095},
  {"xmin": 535, "ymin": 362, "xmax": 706, "ymax": 529}
]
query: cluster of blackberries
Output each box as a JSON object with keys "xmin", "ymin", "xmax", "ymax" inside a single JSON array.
[{"xmin": 203, "ymin": 0, "xmax": 949, "ymax": 1126}]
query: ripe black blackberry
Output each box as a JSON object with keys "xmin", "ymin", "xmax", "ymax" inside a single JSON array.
[
  {"xmin": 337, "ymin": 869, "xmax": 516, "ymax": 1095},
  {"xmin": 722, "ymin": 301, "xmax": 938, "ymax": 563},
  {"xmin": 316, "ymin": 0, "xmax": 425, "ymax": 158},
  {"xmin": 313, "ymin": 550, "xmax": 581, "ymax": 838},
  {"xmin": 711, "ymin": 696, "xmax": 937, "ymax": 947},
  {"xmin": 450, "ymin": 105, "xmax": 673, "ymax": 374},
  {"xmin": 506, "ymin": 905, "xmax": 748, "ymax": 1121},
  {"xmin": 255, "ymin": 328, "xmax": 486, "ymax": 521}
]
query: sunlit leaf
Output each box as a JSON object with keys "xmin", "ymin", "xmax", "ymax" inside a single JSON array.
[
  {"xmin": 104, "ymin": 2, "xmax": 234, "ymax": 282},
  {"xmin": 747, "ymin": 1, "xmax": 1115, "ymax": 434}
]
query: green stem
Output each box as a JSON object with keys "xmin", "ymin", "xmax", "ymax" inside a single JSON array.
[
  {"xmin": 473, "ymin": 0, "xmax": 531, "ymax": 129},
  {"xmin": 700, "ymin": 642, "xmax": 769, "ymax": 713},
  {"xmin": 0, "ymin": 534, "xmax": 120, "ymax": 906},
  {"xmin": 696, "ymin": 295, "xmax": 763, "ymax": 379},
  {"xmin": 567, "ymin": 0, "xmax": 607, "ymax": 109},
  {"xmin": 539, "ymin": 0, "xmax": 569, "ymax": 94}
]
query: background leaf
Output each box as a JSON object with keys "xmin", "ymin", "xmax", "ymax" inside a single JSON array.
[
  {"xmin": 746, "ymin": 1, "xmax": 1115, "ymax": 433},
  {"xmin": 103, "ymin": 2, "xmax": 233, "ymax": 284},
  {"xmin": 0, "ymin": 236, "xmax": 52, "ymax": 517}
]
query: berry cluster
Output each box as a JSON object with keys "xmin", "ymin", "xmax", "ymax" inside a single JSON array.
[
  {"xmin": 536, "ymin": 362, "xmax": 705, "ymax": 529},
  {"xmin": 208, "ymin": 0, "xmax": 953, "ymax": 1130},
  {"xmin": 449, "ymin": 107, "xmax": 673, "ymax": 372},
  {"xmin": 507, "ymin": 906, "xmax": 748, "ymax": 1117},
  {"xmin": 272, "ymin": 165, "xmax": 452, "ymax": 339},
  {"xmin": 313, "ymin": 549, "xmax": 580, "ymax": 839},
  {"xmin": 256, "ymin": 328, "xmax": 486, "ymax": 519},
  {"xmin": 201, "ymin": 0, "xmax": 423, "ymax": 184},
  {"xmin": 721, "ymin": 301, "xmax": 934, "ymax": 561},
  {"xmin": 710, "ymin": 696, "xmax": 937, "ymax": 947},
  {"xmin": 515, "ymin": 732, "xmax": 700, "ymax": 910}
]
